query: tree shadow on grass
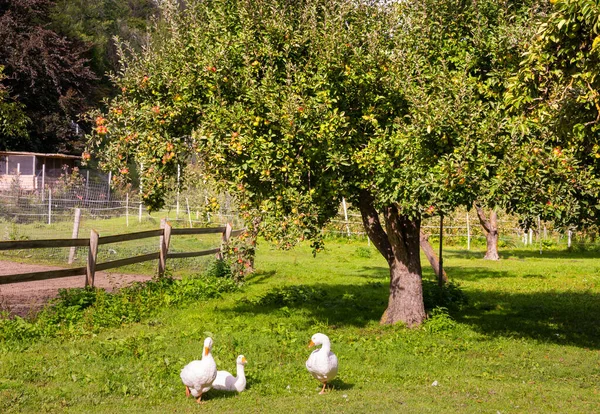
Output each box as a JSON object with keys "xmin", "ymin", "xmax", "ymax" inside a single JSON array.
[
  {"xmin": 457, "ymin": 288, "xmax": 600, "ymax": 350},
  {"xmin": 233, "ymin": 269, "xmax": 600, "ymax": 349},
  {"xmin": 445, "ymin": 248, "xmax": 600, "ymax": 261},
  {"xmin": 232, "ymin": 282, "xmax": 389, "ymax": 328},
  {"xmin": 245, "ymin": 270, "xmax": 277, "ymax": 285},
  {"xmin": 443, "ymin": 266, "xmax": 516, "ymax": 281},
  {"xmin": 356, "ymin": 266, "xmax": 388, "ymax": 279}
]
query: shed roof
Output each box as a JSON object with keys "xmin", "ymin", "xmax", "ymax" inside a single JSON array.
[{"xmin": 0, "ymin": 151, "xmax": 81, "ymax": 160}]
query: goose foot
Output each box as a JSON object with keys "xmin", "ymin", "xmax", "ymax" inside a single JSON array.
[{"xmin": 319, "ymin": 383, "xmax": 327, "ymax": 394}]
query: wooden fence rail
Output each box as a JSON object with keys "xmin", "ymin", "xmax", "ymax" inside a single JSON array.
[{"xmin": 0, "ymin": 221, "xmax": 241, "ymax": 287}]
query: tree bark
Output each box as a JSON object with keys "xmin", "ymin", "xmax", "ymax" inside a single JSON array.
[
  {"xmin": 358, "ymin": 191, "xmax": 426, "ymax": 327},
  {"xmin": 419, "ymin": 231, "xmax": 448, "ymax": 284},
  {"xmin": 474, "ymin": 203, "xmax": 500, "ymax": 260}
]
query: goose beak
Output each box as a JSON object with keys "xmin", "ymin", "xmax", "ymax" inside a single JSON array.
[
  {"xmin": 308, "ymin": 340, "xmax": 315, "ymax": 348},
  {"xmin": 204, "ymin": 346, "xmax": 209, "ymax": 356},
  {"xmin": 242, "ymin": 357, "xmax": 247, "ymax": 364}
]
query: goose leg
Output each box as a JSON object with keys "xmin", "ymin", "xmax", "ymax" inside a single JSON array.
[
  {"xmin": 319, "ymin": 382, "xmax": 327, "ymax": 394},
  {"xmin": 196, "ymin": 394, "xmax": 204, "ymax": 404},
  {"xmin": 185, "ymin": 386, "xmax": 190, "ymax": 397}
]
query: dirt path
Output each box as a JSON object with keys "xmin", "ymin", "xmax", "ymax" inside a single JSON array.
[{"xmin": 0, "ymin": 260, "xmax": 154, "ymax": 317}]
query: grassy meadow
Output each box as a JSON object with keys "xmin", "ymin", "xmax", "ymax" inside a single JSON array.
[{"xmin": 1, "ymin": 238, "xmax": 599, "ymax": 413}]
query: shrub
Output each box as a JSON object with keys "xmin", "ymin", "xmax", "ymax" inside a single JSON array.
[
  {"xmin": 422, "ymin": 280, "xmax": 468, "ymax": 312},
  {"xmin": 425, "ymin": 307, "xmax": 458, "ymax": 333}
]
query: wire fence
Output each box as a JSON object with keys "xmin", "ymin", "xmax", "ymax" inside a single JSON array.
[
  {"xmin": 1, "ymin": 172, "xmax": 598, "ymax": 271},
  {"xmin": 0, "ymin": 173, "xmax": 243, "ymax": 274}
]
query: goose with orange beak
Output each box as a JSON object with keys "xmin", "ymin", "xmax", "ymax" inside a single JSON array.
[
  {"xmin": 306, "ymin": 333, "xmax": 338, "ymax": 394},
  {"xmin": 212, "ymin": 354, "xmax": 248, "ymax": 392},
  {"xmin": 180, "ymin": 337, "xmax": 218, "ymax": 403}
]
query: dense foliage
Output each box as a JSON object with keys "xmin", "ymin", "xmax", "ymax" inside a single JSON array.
[
  {"xmin": 0, "ymin": 0, "xmax": 157, "ymax": 153},
  {"xmin": 505, "ymin": 0, "xmax": 600, "ymax": 228}
]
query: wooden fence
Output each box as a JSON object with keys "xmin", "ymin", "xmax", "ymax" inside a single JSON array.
[{"xmin": 0, "ymin": 220, "xmax": 243, "ymax": 286}]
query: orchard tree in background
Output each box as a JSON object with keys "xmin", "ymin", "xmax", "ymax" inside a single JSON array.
[
  {"xmin": 89, "ymin": 0, "xmax": 548, "ymax": 326},
  {"xmin": 503, "ymin": 0, "xmax": 600, "ymax": 229}
]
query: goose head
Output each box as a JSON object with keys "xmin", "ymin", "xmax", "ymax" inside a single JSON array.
[
  {"xmin": 203, "ymin": 337, "xmax": 214, "ymax": 357},
  {"xmin": 237, "ymin": 355, "xmax": 248, "ymax": 366},
  {"xmin": 308, "ymin": 333, "xmax": 330, "ymax": 348}
]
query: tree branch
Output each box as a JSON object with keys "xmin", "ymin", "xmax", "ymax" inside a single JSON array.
[
  {"xmin": 474, "ymin": 202, "xmax": 491, "ymax": 235},
  {"xmin": 358, "ymin": 189, "xmax": 393, "ymax": 264}
]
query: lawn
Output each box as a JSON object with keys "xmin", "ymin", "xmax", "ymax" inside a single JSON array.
[{"xmin": 0, "ymin": 238, "xmax": 599, "ymax": 413}]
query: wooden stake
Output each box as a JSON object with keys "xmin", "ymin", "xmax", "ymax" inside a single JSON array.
[
  {"xmin": 68, "ymin": 208, "xmax": 82, "ymax": 264},
  {"xmin": 342, "ymin": 197, "xmax": 351, "ymax": 237},
  {"xmin": 186, "ymin": 197, "xmax": 192, "ymax": 228},
  {"xmin": 216, "ymin": 222, "xmax": 232, "ymax": 260},
  {"xmin": 158, "ymin": 219, "xmax": 172, "ymax": 277},
  {"xmin": 86, "ymin": 229, "xmax": 99, "ymax": 287}
]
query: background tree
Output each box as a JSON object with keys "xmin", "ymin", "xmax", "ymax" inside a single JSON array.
[
  {"xmin": 50, "ymin": 0, "xmax": 158, "ymax": 97},
  {"xmin": 0, "ymin": 0, "xmax": 97, "ymax": 152},
  {"xmin": 89, "ymin": 0, "xmax": 549, "ymax": 327},
  {"xmin": 0, "ymin": 65, "xmax": 29, "ymax": 146},
  {"xmin": 504, "ymin": 0, "xmax": 600, "ymax": 230},
  {"xmin": 0, "ymin": 0, "xmax": 157, "ymax": 153}
]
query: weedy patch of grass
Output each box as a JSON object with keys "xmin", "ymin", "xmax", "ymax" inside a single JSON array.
[
  {"xmin": 0, "ymin": 273, "xmax": 238, "ymax": 344},
  {"xmin": 0, "ymin": 239, "xmax": 599, "ymax": 413}
]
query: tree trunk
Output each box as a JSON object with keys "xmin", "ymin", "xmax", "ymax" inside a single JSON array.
[
  {"xmin": 474, "ymin": 203, "xmax": 500, "ymax": 261},
  {"xmin": 358, "ymin": 191, "xmax": 426, "ymax": 327},
  {"xmin": 246, "ymin": 215, "xmax": 262, "ymax": 273},
  {"xmin": 419, "ymin": 231, "xmax": 448, "ymax": 284}
]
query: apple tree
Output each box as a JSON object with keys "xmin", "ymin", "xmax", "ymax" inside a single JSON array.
[
  {"xmin": 503, "ymin": 0, "xmax": 600, "ymax": 230},
  {"xmin": 89, "ymin": 0, "xmax": 538, "ymax": 326}
]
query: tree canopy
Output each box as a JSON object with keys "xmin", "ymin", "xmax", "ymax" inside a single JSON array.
[
  {"xmin": 90, "ymin": 0, "xmax": 559, "ymax": 326},
  {"xmin": 505, "ymin": 0, "xmax": 600, "ymax": 228}
]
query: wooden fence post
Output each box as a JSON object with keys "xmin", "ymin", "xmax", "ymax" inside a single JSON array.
[
  {"xmin": 68, "ymin": 208, "xmax": 82, "ymax": 264},
  {"xmin": 86, "ymin": 229, "xmax": 99, "ymax": 287},
  {"xmin": 158, "ymin": 218, "xmax": 172, "ymax": 277},
  {"xmin": 342, "ymin": 197, "xmax": 351, "ymax": 237},
  {"xmin": 216, "ymin": 222, "xmax": 232, "ymax": 260}
]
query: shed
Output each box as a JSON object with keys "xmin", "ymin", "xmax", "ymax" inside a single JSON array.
[{"xmin": 0, "ymin": 151, "xmax": 81, "ymax": 191}]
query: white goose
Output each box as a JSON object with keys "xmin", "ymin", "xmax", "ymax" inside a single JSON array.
[
  {"xmin": 180, "ymin": 337, "xmax": 218, "ymax": 403},
  {"xmin": 212, "ymin": 354, "xmax": 248, "ymax": 392},
  {"xmin": 306, "ymin": 333, "xmax": 338, "ymax": 394}
]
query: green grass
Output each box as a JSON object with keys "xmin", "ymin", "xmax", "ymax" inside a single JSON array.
[{"xmin": 1, "ymin": 239, "xmax": 599, "ymax": 413}]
